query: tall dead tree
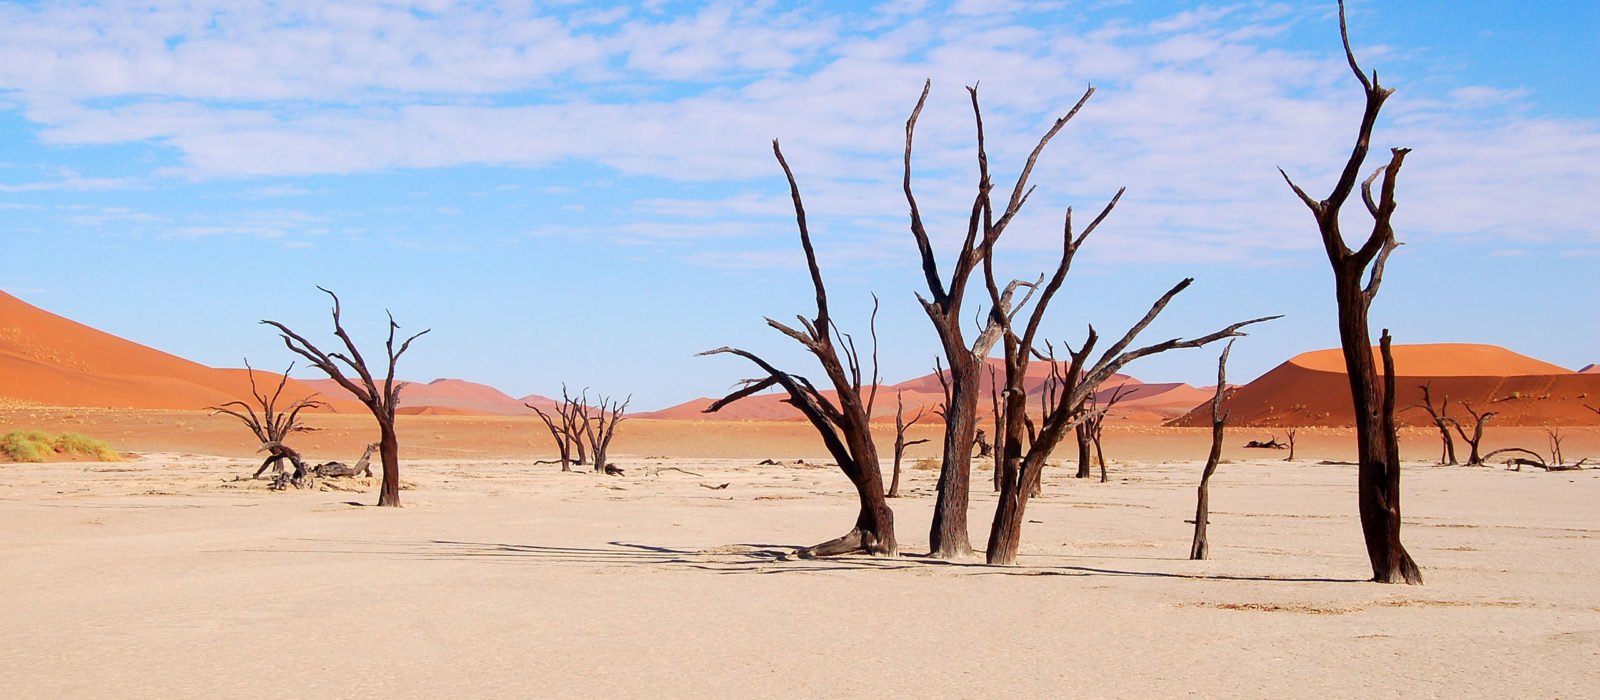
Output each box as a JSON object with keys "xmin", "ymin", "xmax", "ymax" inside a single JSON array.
[
  {"xmin": 1453, "ymin": 402, "xmax": 1495, "ymax": 466},
  {"xmin": 701, "ymin": 140, "xmax": 896, "ymax": 557},
  {"xmin": 962, "ymin": 88, "xmax": 1276, "ymax": 563},
  {"xmin": 1411, "ymin": 382, "xmax": 1458, "ymax": 465},
  {"xmin": 888, "ymin": 391, "xmax": 930, "ymax": 498},
  {"xmin": 1283, "ymin": 428, "xmax": 1298, "ymax": 461},
  {"xmin": 263, "ymin": 288, "xmax": 428, "ymax": 507},
  {"xmin": 583, "ymin": 394, "xmax": 630, "ymax": 473},
  {"xmin": 904, "ymin": 80, "xmax": 1046, "ymax": 559},
  {"xmin": 1191, "ymin": 340, "xmax": 1233, "ymax": 560},
  {"xmin": 210, "ymin": 360, "xmax": 323, "ymax": 482},
  {"xmin": 1278, "ymin": 1, "xmax": 1421, "ymax": 584}
]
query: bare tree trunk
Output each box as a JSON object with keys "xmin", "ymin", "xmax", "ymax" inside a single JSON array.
[
  {"xmin": 1191, "ymin": 341, "xmax": 1232, "ymax": 560},
  {"xmin": 377, "ymin": 422, "xmax": 400, "ymax": 506},
  {"xmin": 1279, "ymin": 1, "xmax": 1420, "ymax": 584},
  {"xmin": 1074, "ymin": 421, "xmax": 1093, "ymax": 479},
  {"xmin": 1284, "ymin": 428, "xmax": 1297, "ymax": 462}
]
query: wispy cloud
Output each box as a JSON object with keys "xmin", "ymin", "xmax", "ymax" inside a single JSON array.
[{"xmin": 0, "ymin": 0, "xmax": 1594, "ymax": 261}]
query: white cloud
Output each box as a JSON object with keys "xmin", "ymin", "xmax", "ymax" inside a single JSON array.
[{"xmin": 0, "ymin": 0, "xmax": 1593, "ymax": 260}]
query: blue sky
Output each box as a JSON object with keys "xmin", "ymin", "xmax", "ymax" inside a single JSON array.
[{"xmin": 2, "ymin": 1, "xmax": 1596, "ymax": 410}]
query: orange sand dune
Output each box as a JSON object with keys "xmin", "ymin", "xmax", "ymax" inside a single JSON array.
[
  {"xmin": 0, "ymin": 290, "xmax": 335, "ymax": 411},
  {"xmin": 643, "ymin": 358, "xmax": 1167, "ymax": 423},
  {"xmin": 1170, "ymin": 343, "xmax": 1600, "ymax": 428},
  {"xmin": 304, "ymin": 377, "xmax": 552, "ymax": 416},
  {"xmin": 1581, "ymin": 363, "xmax": 1599, "ymax": 374}
]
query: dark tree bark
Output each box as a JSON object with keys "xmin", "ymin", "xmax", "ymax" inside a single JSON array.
[
  {"xmin": 987, "ymin": 364, "xmax": 1003, "ymax": 491},
  {"xmin": 888, "ymin": 391, "xmax": 929, "ymax": 498},
  {"xmin": 1284, "ymin": 428, "xmax": 1298, "ymax": 461},
  {"xmin": 1546, "ymin": 428, "xmax": 1564, "ymax": 467},
  {"xmin": 701, "ymin": 140, "xmax": 896, "ymax": 558},
  {"xmin": 1074, "ymin": 422, "xmax": 1093, "ymax": 479},
  {"xmin": 1083, "ymin": 385, "xmax": 1128, "ymax": 483},
  {"xmin": 1411, "ymin": 382, "xmax": 1458, "ymax": 465},
  {"xmin": 964, "ymin": 107, "xmax": 1278, "ymax": 564},
  {"xmin": 209, "ymin": 360, "xmax": 323, "ymax": 484},
  {"xmin": 583, "ymin": 394, "xmax": 630, "ymax": 473},
  {"xmin": 903, "ymin": 81, "xmax": 1047, "ymax": 559},
  {"xmin": 1278, "ymin": 1, "xmax": 1421, "ymax": 585},
  {"xmin": 263, "ymin": 288, "xmax": 428, "ymax": 507},
  {"xmin": 563, "ymin": 387, "xmax": 591, "ymax": 466},
  {"xmin": 1191, "ymin": 340, "xmax": 1233, "ymax": 560},
  {"xmin": 527, "ymin": 400, "xmax": 574, "ymax": 472},
  {"xmin": 1452, "ymin": 402, "xmax": 1496, "ymax": 466}
]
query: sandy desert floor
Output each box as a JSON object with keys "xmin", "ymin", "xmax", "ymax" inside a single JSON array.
[{"xmin": 2, "ymin": 414, "xmax": 1598, "ymax": 698}]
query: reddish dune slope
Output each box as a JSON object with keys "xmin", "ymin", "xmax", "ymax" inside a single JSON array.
[
  {"xmin": 303, "ymin": 377, "xmax": 549, "ymax": 416},
  {"xmin": 642, "ymin": 358, "xmax": 1192, "ymax": 424},
  {"xmin": 1170, "ymin": 344, "xmax": 1600, "ymax": 427},
  {"xmin": 0, "ymin": 290, "xmax": 330, "ymax": 410}
]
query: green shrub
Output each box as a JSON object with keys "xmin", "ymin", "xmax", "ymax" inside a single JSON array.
[
  {"xmin": 53, "ymin": 433, "xmax": 121, "ymax": 461},
  {"xmin": 1, "ymin": 430, "xmax": 121, "ymax": 462}
]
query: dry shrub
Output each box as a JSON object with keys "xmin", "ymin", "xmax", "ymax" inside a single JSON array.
[{"xmin": 1, "ymin": 430, "xmax": 122, "ymax": 462}]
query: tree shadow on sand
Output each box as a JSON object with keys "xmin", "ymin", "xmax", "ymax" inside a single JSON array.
[{"xmin": 394, "ymin": 539, "xmax": 1364, "ymax": 583}]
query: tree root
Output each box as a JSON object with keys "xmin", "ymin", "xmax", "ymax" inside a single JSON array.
[{"xmin": 795, "ymin": 528, "xmax": 895, "ymax": 558}]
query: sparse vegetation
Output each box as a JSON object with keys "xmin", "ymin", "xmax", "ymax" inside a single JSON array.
[{"xmin": 1, "ymin": 430, "xmax": 121, "ymax": 462}]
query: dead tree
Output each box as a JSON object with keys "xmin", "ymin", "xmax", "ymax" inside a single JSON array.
[
  {"xmin": 263, "ymin": 287, "xmax": 428, "ymax": 507},
  {"xmin": 582, "ymin": 394, "xmax": 630, "ymax": 474},
  {"xmin": 987, "ymin": 364, "xmax": 1003, "ymax": 490},
  {"xmin": 965, "ymin": 85, "xmax": 1276, "ymax": 563},
  {"xmin": 888, "ymin": 391, "xmax": 930, "ymax": 498},
  {"xmin": 701, "ymin": 140, "xmax": 896, "ymax": 558},
  {"xmin": 1452, "ymin": 402, "xmax": 1495, "ymax": 466},
  {"xmin": 527, "ymin": 401, "xmax": 575, "ymax": 472},
  {"xmin": 313, "ymin": 442, "xmax": 378, "ymax": 478},
  {"xmin": 1284, "ymin": 428, "xmax": 1298, "ymax": 461},
  {"xmin": 1073, "ymin": 421, "xmax": 1094, "ymax": 479},
  {"xmin": 1278, "ymin": 1, "xmax": 1420, "ymax": 584},
  {"xmin": 562, "ymin": 387, "xmax": 591, "ymax": 466},
  {"xmin": 1089, "ymin": 385, "xmax": 1129, "ymax": 483},
  {"xmin": 1546, "ymin": 428, "xmax": 1564, "ymax": 466},
  {"xmin": 903, "ymin": 80, "xmax": 1046, "ymax": 559},
  {"xmin": 1191, "ymin": 340, "xmax": 1233, "ymax": 560},
  {"xmin": 1410, "ymin": 382, "xmax": 1458, "ymax": 465},
  {"xmin": 209, "ymin": 360, "xmax": 323, "ymax": 483}
]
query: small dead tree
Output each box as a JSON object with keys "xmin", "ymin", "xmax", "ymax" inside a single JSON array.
[
  {"xmin": 1191, "ymin": 340, "xmax": 1233, "ymax": 560},
  {"xmin": 582, "ymin": 394, "xmax": 630, "ymax": 474},
  {"xmin": 1283, "ymin": 427, "xmax": 1298, "ymax": 461},
  {"xmin": 888, "ymin": 391, "xmax": 930, "ymax": 498},
  {"xmin": 1410, "ymin": 382, "xmax": 1458, "ymax": 465},
  {"xmin": 1278, "ymin": 1, "xmax": 1420, "ymax": 584},
  {"xmin": 1089, "ymin": 385, "xmax": 1129, "ymax": 483},
  {"xmin": 527, "ymin": 401, "xmax": 575, "ymax": 472},
  {"xmin": 1453, "ymin": 402, "xmax": 1496, "ymax": 466},
  {"xmin": 563, "ymin": 387, "xmax": 591, "ymax": 466},
  {"xmin": 209, "ymin": 360, "xmax": 323, "ymax": 483},
  {"xmin": 263, "ymin": 287, "xmax": 429, "ymax": 507},
  {"xmin": 701, "ymin": 140, "xmax": 896, "ymax": 558},
  {"xmin": 1546, "ymin": 428, "xmax": 1565, "ymax": 466}
]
